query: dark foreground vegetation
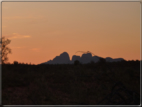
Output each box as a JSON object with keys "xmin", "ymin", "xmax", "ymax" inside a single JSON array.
[{"xmin": 2, "ymin": 60, "xmax": 140, "ymax": 105}]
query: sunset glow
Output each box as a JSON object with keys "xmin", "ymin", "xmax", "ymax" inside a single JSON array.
[{"xmin": 2, "ymin": 2, "xmax": 140, "ymax": 65}]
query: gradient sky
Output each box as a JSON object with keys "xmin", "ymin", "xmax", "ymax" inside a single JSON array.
[{"xmin": 2, "ymin": 2, "xmax": 140, "ymax": 64}]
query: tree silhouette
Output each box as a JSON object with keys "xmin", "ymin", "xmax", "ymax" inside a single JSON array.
[{"xmin": 0, "ymin": 37, "xmax": 11, "ymax": 64}]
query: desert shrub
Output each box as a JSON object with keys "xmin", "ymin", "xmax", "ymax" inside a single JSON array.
[
  {"xmin": 13, "ymin": 61, "xmax": 18, "ymax": 65},
  {"xmin": 74, "ymin": 60, "xmax": 80, "ymax": 66}
]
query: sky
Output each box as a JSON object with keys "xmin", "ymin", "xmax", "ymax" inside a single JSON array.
[{"xmin": 2, "ymin": 1, "xmax": 141, "ymax": 64}]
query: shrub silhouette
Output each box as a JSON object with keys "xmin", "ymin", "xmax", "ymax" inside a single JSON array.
[{"xmin": 14, "ymin": 61, "xmax": 18, "ymax": 65}]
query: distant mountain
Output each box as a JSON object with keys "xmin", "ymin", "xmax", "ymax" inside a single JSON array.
[
  {"xmin": 71, "ymin": 55, "xmax": 81, "ymax": 64},
  {"xmin": 105, "ymin": 57, "xmax": 125, "ymax": 62},
  {"xmin": 41, "ymin": 52, "xmax": 125, "ymax": 64},
  {"xmin": 81, "ymin": 53, "xmax": 93, "ymax": 64},
  {"xmin": 43, "ymin": 52, "xmax": 70, "ymax": 64}
]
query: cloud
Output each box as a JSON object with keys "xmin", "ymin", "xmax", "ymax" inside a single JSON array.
[
  {"xmin": 7, "ymin": 33, "xmax": 31, "ymax": 39},
  {"xmin": 30, "ymin": 48, "xmax": 40, "ymax": 52},
  {"xmin": 23, "ymin": 35, "xmax": 31, "ymax": 38}
]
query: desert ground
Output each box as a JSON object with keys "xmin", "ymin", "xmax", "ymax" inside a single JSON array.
[{"xmin": 2, "ymin": 60, "xmax": 140, "ymax": 105}]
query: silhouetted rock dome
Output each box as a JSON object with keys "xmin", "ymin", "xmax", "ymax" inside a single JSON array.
[
  {"xmin": 52, "ymin": 52, "xmax": 70, "ymax": 64},
  {"xmin": 41, "ymin": 52, "xmax": 125, "ymax": 64},
  {"xmin": 82, "ymin": 53, "xmax": 92, "ymax": 58},
  {"xmin": 113, "ymin": 58, "xmax": 124, "ymax": 62},
  {"xmin": 60, "ymin": 52, "xmax": 69, "ymax": 57},
  {"xmin": 106, "ymin": 57, "xmax": 113, "ymax": 62},
  {"xmin": 81, "ymin": 53, "xmax": 93, "ymax": 64},
  {"xmin": 92, "ymin": 56, "xmax": 100, "ymax": 63},
  {"xmin": 72, "ymin": 55, "xmax": 81, "ymax": 63}
]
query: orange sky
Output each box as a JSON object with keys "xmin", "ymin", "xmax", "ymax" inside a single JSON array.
[{"xmin": 2, "ymin": 2, "xmax": 141, "ymax": 64}]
